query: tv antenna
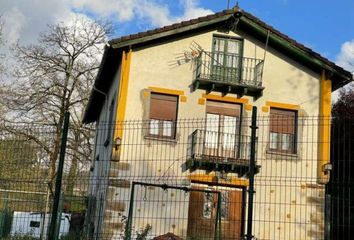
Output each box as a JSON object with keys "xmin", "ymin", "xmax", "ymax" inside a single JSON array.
[{"xmin": 228, "ymin": 1, "xmax": 239, "ymax": 9}]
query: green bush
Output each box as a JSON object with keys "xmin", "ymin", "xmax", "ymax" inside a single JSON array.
[
  {"xmin": 59, "ymin": 232, "xmax": 84, "ymax": 240},
  {"xmin": 0, "ymin": 234, "xmax": 38, "ymax": 240}
]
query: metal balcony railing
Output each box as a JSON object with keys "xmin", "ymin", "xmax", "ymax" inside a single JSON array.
[
  {"xmin": 188, "ymin": 129, "xmax": 254, "ymax": 166},
  {"xmin": 194, "ymin": 51, "xmax": 264, "ymax": 87}
]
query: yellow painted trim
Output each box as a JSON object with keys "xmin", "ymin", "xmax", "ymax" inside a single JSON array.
[
  {"xmin": 202, "ymin": 94, "xmax": 249, "ymax": 104},
  {"xmin": 198, "ymin": 98, "xmax": 206, "ymax": 105},
  {"xmin": 318, "ymin": 70, "xmax": 331, "ymax": 184},
  {"xmin": 266, "ymin": 101, "xmax": 300, "ymax": 110},
  {"xmin": 298, "ymin": 110, "xmax": 305, "ymax": 117},
  {"xmin": 180, "ymin": 96, "xmax": 187, "ymax": 103},
  {"xmin": 143, "ymin": 90, "xmax": 150, "ymax": 99},
  {"xmin": 189, "ymin": 174, "xmax": 249, "ymax": 187},
  {"xmin": 113, "ymin": 49, "xmax": 132, "ymax": 140},
  {"xmin": 245, "ymin": 104, "xmax": 253, "ymax": 111},
  {"xmin": 148, "ymin": 87, "xmax": 184, "ymax": 96},
  {"xmin": 301, "ymin": 183, "xmax": 325, "ymax": 189},
  {"xmin": 262, "ymin": 106, "xmax": 269, "ymax": 113}
]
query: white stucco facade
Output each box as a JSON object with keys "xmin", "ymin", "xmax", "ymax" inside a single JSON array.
[{"xmin": 90, "ymin": 25, "xmax": 327, "ymax": 240}]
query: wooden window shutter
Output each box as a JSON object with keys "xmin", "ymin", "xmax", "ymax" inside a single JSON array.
[
  {"xmin": 270, "ymin": 108, "xmax": 296, "ymax": 134},
  {"xmin": 150, "ymin": 93, "xmax": 178, "ymax": 120},
  {"xmin": 206, "ymin": 100, "xmax": 241, "ymax": 116}
]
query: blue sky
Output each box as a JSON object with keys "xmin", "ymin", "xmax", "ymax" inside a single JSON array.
[
  {"xmin": 108, "ymin": 0, "xmax": 354, "ymax": 62},
  {"xmin": 1, "ymin": 0, "xmax": 353, "ymax": 71}
]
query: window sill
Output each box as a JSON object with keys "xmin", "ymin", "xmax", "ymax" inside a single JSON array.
[
  {"xmin": 144, "ymin": 136, "xmax": 178, "ymax": 143},
  {"xmin": 266, "ymin": 150, "xmax": 298, "ymax": 158}
]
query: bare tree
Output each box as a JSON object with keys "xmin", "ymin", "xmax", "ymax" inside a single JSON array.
[
  {"xmin": 0, "ymin": 17, "xmax": 5, "ymax": 114},
  {"xmin": 0, "ymin": 17, "xmax": 4, "ymax": 75},
  {"xmin": 1, "ymin": 16, "xmax": 112, "ymax": 193}
]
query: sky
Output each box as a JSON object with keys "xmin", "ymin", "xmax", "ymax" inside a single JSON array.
[{"xmin": 0, "ymin": 0, "xmax": 353, "ymax": 72}]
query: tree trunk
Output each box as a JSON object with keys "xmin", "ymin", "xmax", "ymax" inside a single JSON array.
[
  {"xmin": 65, "ymin": 155, "xmax": 78, "ymax": 195},
  {"xmin": 65, "ymin": 131, "xmax": 80, "ymax": 195},
  {"xmin": 48, "ymin": 112, "xmax": 65, "ymax": 182}
]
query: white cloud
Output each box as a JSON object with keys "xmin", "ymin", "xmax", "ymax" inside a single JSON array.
[
  {"xmin": 2, "ymin": 7, "xmax": 26, "ymax": 44},
  {"xmin": 70, "ymin": 0, "xmax": 213, "ymax": 27},
  {"xmin": 332, "ymin": 40, "xmax": 354, "ymax": 102},
  {"xmin": 0, "ymin": 1, "xmax": 71, "ymax": 45},
  {"xmin": 0, "ymin": 0, "xmax": 213, "ymax": 46},
  {"xmin": 176, "ymin": 0, "xmax": 214, "ymax": 22},
  {"xmin": 336, "ymin": 39, "xmax": 354, "ymax": 72},
  {"xmin": 70, "ymin": 0, "xmax": 134, "ymax": 21},
  {"xmin": 0, "ymin": 0, "xmax": 213, "ymax": 84}
]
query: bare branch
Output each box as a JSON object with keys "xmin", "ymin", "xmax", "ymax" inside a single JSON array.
[{"xmin": 2, "ymin": 16, "xmax": 110, "ymax": 182}]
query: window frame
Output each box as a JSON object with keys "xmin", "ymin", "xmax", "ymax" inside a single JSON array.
[
  {"xmin": 269, "ymin": 107, "xmax": 298, "ymax": 154},
  {"xmin": 211, "ymin": 35, "xmax": 244, "ymax": 81},
  {"xmin": 29, "ymin": 221, "xmax": 41, "ymax": 228},
  {"xmin": 147, "ymin": 92, "xmax": 179, "ymax": 140},
  {"xmin": 204, "ymin": 100, "xmax": 243, "ymax": 158}
]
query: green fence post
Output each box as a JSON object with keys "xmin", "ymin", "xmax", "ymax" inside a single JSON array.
[
  {"xmin": 124, "ymin": 182, "xmax": 135, "ymax": 240},
  {"xmin": 246, "ymin": 106, "xmax": 257, "ymax": 240},
  {"xmin": 0, "ymin": 207, "xmax": 4, "ymax": 238},
  {"xmin": 0, "ymin": 193, "xmax": 12, "ymax": 238},
  {"xmin": 214, "ymin": 191, "xmax": 222, "ymax": 240},
  {"xmin": 54, "ymin": 192, "xmax": 64, "ymax": 239},
  {"xmin": 48, "ymin": 112, "xmax": 70, "ymax": 240}
]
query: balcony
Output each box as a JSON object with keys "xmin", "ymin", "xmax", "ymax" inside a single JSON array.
[
  {"xmin": 193, "ymin": 51, "xmax": 264, "ymax": 98},
  {"xmin": 183, "ymin": 129, "xmax": 260, "ymax": 176}
]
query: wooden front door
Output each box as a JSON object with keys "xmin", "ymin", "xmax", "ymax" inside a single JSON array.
[{"xmin": 187, "ymin": 186, "xmax": 243, "ymax": 240}]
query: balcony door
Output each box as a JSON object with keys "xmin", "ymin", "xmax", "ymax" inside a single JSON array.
[
  {"xmin": 212, "ymin": 37, "xmax": 243, "ymax": 83},
  {"xmin": 204, "ymin": 101, "xmax": 241, "ymax": 159}
]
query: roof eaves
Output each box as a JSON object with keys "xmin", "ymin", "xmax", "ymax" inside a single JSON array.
[
  {"xmin": 239, "ymin": 11, "xmax": 352, "ymax": 87},
  {"xmin": 108, "ymin": 8, "xmax": 352, "ymax": 86},
  {"xmin": 109, "ymin": 11, "xmax": 233, "ymax": 49},
  {"xmin": 83, "ymin": 46, "xmax": 120, "ymax": 124},
  {"xmin": 83, "ymin": 8, "xmax": 353, "ymax": 124}
]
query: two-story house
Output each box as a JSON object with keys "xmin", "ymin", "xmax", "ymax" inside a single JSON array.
[{"xmin": 83, "ymin": 7, "xmax": 352, "ymax": 240}]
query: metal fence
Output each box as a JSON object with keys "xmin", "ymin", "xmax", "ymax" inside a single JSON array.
[
  {"xmin": 0, "ymin": 114, "xmax": 91, "ymax": 240},
  {"xmin": 0, "ymin": 111, "xmax": 353, "ymax": 239}
]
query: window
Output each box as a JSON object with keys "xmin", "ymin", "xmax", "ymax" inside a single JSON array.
[
  {"xmin": 202, "ymin": 190, "xmax": 229, "ymax": 219},
  {"xmin": 149, "ymin": 93, "xmax": 178, "ymax": 139},
  {"xmin": 269, "ymin": 108, "xmax": 297, "ymax": 154},
  {"xmin": 205, "ymin": 101, "xmax": 241, "ymax": 158},
  {"xmin": 202, "ymin": 192, "xmax": 213, "ymax": 219},
  {"xmin": 30, "ymin": 221, "xmax": 40, "ymax": 228},
  {"xmin": 220, "ymin": 191, "xmax": 229, "ymax": 219},
  {"xmin": 212, "ymin": 37, "xmax": 243, "ymax": 81}
]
